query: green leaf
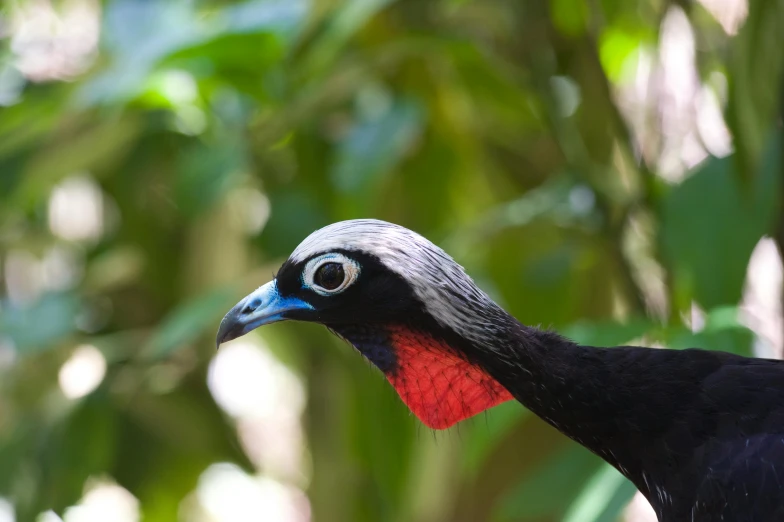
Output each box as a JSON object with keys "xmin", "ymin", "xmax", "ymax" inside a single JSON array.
[
  {"xmin": 301, "ymin": 0, "xmax": 396, "ymax": 75},
  {"xmin": 461, "ymin": 401, "xmax": 528, "ymax": 477},
  {"xmin": 495, "ymin": 445, "xmax": 606, "ymax": 521},
  {"xmin": 82, "ymin": 0, "xmax": 307, "ymax": 104},
  {"xmin": 651, "ymin": 307, "xmax": 755, "ymax": 356},
  {"xmin": 550, "ymin": 0, "xmax": 589, "ymax": 37},
  {"xmin": 143, "ymin": 286, "xmax": 237, "ymax": 359},
  {"xmin": 726, "ymin": 0, "xmax": 784, "ymax": 173},
  {"xmin": 167, "ymin": 33, "xmax": 284, "ymax": 83},
  {"xmin": 661, "ymin": 145, "xmax": 780, "ymax": 309},
  {"xmin": 80, "ymin": 0, "xmax": 204, "ymax": 104},
  {"xmin": 667, "ymin": 327, "xmax": 754, "ymax": 357},
  {"xmin": 598, "ymin": 27, "xmax": 648, "ymax": 83},
  {"xmin": 561, "ymin": 318, "xmax": 653, "ymax": 347}
]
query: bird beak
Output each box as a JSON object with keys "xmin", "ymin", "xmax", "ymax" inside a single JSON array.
[{"xmin": 216, "ymin": 280, "xmax": 313, "ymax": 348}]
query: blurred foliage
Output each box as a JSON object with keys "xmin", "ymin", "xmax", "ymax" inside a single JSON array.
[{"xmin": 0, "ymin": 0, "xmax": 783, "ymax": 521}]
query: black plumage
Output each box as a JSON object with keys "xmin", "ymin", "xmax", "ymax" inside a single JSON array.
[
  {"xmin": 217, "ymin": 219, "xmax": 784, "ymax": 521},
  {"xmin": 477, "ymin": 331, "xmax": 784, "ymax": 521}
]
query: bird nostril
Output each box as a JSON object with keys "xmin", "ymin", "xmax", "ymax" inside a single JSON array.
[{"xmin": 242, "ymin": 298, "xmax": 262, "ymax": 315}]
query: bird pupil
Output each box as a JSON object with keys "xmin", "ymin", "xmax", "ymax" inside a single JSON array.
[{"xmin": 316, "ymin": 262, "xmax": 344, "ymax": 290}]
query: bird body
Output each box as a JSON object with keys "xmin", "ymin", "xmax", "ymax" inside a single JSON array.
[{"xmin": 217, "ymin": 219, "xmax": 784, "ymax": 521}]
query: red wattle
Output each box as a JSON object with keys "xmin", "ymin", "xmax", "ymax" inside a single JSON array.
[{"xmin": 385, "ymin": 326, "xmax": 513, "ymax": 429}]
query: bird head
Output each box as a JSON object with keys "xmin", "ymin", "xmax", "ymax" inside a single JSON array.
[{"xmin": 216, "ymin": 219, "xmax": 514, "ymax": 429}]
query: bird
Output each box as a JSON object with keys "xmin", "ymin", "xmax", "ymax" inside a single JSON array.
[{"xmin": 216, "ymin": 219, "xmax": 784, "ymax": 522}]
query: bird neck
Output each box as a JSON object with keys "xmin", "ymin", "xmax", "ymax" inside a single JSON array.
[{"xmin": 469, "ymin": 316, "xmax": 671, "ymax": 496}]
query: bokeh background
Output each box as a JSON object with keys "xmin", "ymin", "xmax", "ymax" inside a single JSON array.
[{"xmin": 0, "ymin": 0, "xmax": 782, "ymax": 520}]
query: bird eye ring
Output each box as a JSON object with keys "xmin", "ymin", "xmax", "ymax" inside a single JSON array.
[{"xmin": 302, "ymin": 253, "xmax": 360, "ymax": 295}]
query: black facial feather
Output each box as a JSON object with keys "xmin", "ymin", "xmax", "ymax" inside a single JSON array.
[
  {"xmin": 276, "ymin": 249, "xmax": 501, "ymax": 376},
  {"xmin": 276, "ymin": 250, "xmax": 426, "ymax": 325}
]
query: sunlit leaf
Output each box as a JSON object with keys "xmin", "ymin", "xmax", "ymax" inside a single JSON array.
[
  {"xmin": 80, "ymin": 0, "xmax": 203, "ymax": 104},
  {"xmin": 598, "ymin": 28, "xmax": 647, "ymax": 83}
]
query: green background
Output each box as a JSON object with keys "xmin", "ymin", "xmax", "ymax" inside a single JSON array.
[{"xmin": 1, "ymin": 0, "xmax": 782, "ymax": 520}]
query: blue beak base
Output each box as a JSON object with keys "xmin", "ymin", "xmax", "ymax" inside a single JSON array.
[{"xmin": 216, "ymin": 280, "xmax": 313, "ymax": 348}]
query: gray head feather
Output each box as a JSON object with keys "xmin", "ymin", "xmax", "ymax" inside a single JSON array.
[{"xmin": 290, "ymin": 219, "xmax": 510, "ymax": 343}]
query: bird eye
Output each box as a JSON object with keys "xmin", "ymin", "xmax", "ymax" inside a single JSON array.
[
  {"xmin": 302, "ymin": 253, "xmax": 361, "ymax": 296},
  {"xmin": 314, "ymin": 262, "xmax": 345, "ymax": 290}
]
